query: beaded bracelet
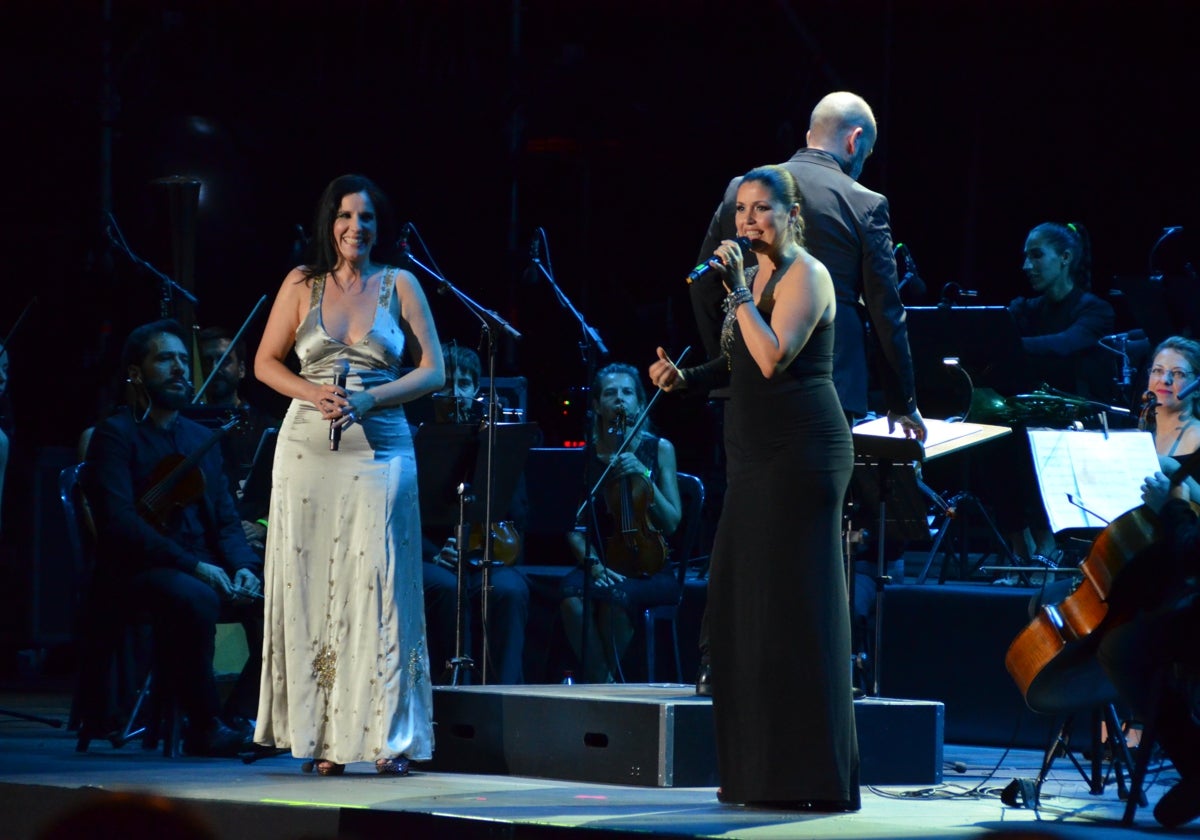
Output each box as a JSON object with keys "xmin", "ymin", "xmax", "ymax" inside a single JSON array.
[{"xmin": 725, "ymin": 286, "xmax": 753, "ymax": 310}]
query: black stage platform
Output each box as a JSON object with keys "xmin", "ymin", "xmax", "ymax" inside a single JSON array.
[{"xmin": 0, "ymin": 684, "xmax": 1183, "ymax": 839}]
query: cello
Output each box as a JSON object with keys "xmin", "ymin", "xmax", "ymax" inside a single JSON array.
[
  {"xmin": 601, "ymin": 407, "xmax": 668, "ymax": 578},
  {"xmin": 1004, "ymin": 444, "xmax": 1200, "ymax": 713}
]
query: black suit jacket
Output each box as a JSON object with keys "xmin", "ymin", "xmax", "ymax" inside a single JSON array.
[{"xmin": 690, "ymin": 148, "xmax": 917, "ymax": 417}]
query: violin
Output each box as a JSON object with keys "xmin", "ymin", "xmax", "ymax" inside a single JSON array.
[
  {"xmin": 1137, "ymin": 390, "xmax": 1158, "ymax": 432},
  {"xmin": 1004, "ymin": 446, "xmax": 1200, "ymax": 714},
  {"xmin": 136, "ymin": 415, "xmax": 241, "ymax": 532},
  {"xmin": 466, "ymin": 520, "xmax": 521, "ymax": 566},
  {"xmin": 601, "ymin": 407, "xmax": 668, "ymax": 577}
]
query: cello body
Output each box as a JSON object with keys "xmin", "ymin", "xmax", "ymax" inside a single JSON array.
[{"xmin": 1004, "ymin": 501, "xmax": 1197, "ymax": 714}]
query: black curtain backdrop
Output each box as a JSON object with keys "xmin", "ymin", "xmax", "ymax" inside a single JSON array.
[{"xmin": 2, "ymin": 0, "xmax": 1198, "ymax": 471}]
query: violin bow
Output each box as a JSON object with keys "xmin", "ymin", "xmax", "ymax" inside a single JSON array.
[
  {"xmin": 573, "ymin": 346, "xmax": 690, "ymax": 523},
  {"xmin": 0, "ymin": 296, "xmax": 38, "ymax": 352},
  {"xmin": 191, "ymin": 295, "xmax": 269, "ymax": 404}
]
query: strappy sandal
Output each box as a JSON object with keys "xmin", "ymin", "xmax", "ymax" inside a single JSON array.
[
  {"xmin": 301, "ymin": 759, "xmax": 345, "ymax": 776},
  {"xmin": 375, "ymin": 756, "xmax": 410, "ymax": 776}
]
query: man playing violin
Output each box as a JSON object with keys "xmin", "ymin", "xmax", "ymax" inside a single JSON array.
[
  {"xmin": 558, "ymin": 363, "xmax": 682, "ymax": 684},
  {"xmin": 83, "ymin": 319, "xmax": 263, "ymax": 757},
  {"xmin": 421, "ymin": 343, "xmax": 531, "ymax": 684}
]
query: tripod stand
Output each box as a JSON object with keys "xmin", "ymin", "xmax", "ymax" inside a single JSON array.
[{"xmin": 849, "ymin": 430, "xmax": 932, "ymax": 696}]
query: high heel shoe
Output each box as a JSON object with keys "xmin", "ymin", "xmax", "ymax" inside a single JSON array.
[
  {"xmin": 375, "ymin": 756, "xmax": 410, "ymax": 776},
  {"xmin": 301, "ymin": 759, "xmax": 345, "ymax": 776}
]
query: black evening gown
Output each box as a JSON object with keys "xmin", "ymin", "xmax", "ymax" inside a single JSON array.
[{"xmin": 708, "ymin": 315, "xmax": 859, "ymax": 807}]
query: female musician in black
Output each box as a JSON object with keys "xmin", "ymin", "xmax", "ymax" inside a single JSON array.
[
  {"xmin": 558, "ymin": 363, "xmax": 681, "ymax": 684},
  {"xmin": 1142, "ymin": 336, "xmax": 1200, "ymax": 469}
]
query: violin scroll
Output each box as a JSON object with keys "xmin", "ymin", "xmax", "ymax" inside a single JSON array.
[{"xmin": 1138, "ymin": 390, "xmax": 1158, "ymax": 432}]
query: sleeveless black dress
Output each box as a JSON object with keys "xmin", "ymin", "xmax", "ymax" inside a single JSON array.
[{"xmin": 707, "ymin": 313, "xmax": 859, "ymax": 807}]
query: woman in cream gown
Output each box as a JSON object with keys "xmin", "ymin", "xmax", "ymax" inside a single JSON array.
[{"xmin": 253, "ymin": 174, "xmax": 444, "ymax": 775}]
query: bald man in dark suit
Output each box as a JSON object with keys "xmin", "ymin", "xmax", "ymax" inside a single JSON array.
[{"xmin": 690, "ymin": 91, "xmax": 924, "ymax": 433}]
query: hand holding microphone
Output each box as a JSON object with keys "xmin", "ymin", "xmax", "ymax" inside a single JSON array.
[
  {"xmin": 687, "ymin": 236, "xmax": 754, "ymax": 285},
  {"xmin": 329, "ymin": 359, "xmax": 350, "ymax": 451}
]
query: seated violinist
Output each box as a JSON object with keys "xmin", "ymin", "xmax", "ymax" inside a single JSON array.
[
  {"xmin": 196, "ymin": 326, "xmax": 280, "ymax": 553},
  {"xmin": 559, "ymin": 363, "xmax": 682, "ymax": 684},
  {"xmin": 1141, "ymin": 336, "xmax": 1200, "ymax": 484},
  {"xmin": 421, "ymin": 343, "xmax": 530, "ymax": 684},
  {"xmin": 82, "ymin": 319, "xmax": 263, "ymax": 756}
]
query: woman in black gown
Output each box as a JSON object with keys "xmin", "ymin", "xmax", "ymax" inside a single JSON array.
[{"xmin": 650, "ymin": 164, "xmax": 858, "ymax": 809}]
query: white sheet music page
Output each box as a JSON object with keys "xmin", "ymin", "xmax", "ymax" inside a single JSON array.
[
  {"xmin": 1026, "ymin": 429, "xmax": 1158, "ymax": 532},
  {"xmin": 852, "ymin": 416, "xmax": 1010, "ymax": 461}
]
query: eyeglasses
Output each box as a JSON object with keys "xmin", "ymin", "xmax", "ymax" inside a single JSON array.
[{"xmin": 1148, "ymin": 366, "xmax": 1194, "ymax": 382}]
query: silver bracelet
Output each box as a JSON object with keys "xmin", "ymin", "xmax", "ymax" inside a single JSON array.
[{"xmin": 725, "ymin": 286, "xmax": 753, "ymax": 310}]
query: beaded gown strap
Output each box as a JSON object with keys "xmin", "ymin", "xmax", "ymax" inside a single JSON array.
[
  {"xmin": 378, "ymin": 267, "xmax": 396, "ymax": 308},
  {"xmin": 309, "ymin": 274, "xmax": 326, "ymax": 309}
]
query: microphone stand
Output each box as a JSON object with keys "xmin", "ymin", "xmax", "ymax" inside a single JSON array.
[
  {"xmin": 404, "ymin": 225, "xmax": 521, "ymax": 685},
  {"xmin": 105, "ymin": 212, "xmax": 200, "ymax": 317},
  {"xmin": 1148, "ymin": 225, "xmax": 1183, "ymax": 283},
  {"xmin": 528, "ymin": 228, "xmax": 608, "ymax": 363},
  {"xmin": 527, "ymin": 227, "xmax": 610, "ymax": 680}
]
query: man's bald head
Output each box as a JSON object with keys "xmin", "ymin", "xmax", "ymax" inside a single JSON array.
[{"xmin": 806, "ymin": 92, "xmax": 877, "ymax": 180}]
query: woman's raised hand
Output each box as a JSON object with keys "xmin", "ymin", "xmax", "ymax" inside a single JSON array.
[{"xmin": 649, "ymin": 346, "xmax": 686, "ymax": 392}]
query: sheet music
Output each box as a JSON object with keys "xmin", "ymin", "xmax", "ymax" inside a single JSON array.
[
  {"xmin": 852, "ymin": 416, "xmax": 1010, "ymax": 461},
  {"xmin": 1027, "ymin": 429, "xmax": 1159, "ymax": 532}
]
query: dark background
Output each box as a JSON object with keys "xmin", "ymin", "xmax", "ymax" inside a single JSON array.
[{"xmin": 1, "ymin": 0, "xmax": 1198, "ymax": 650}]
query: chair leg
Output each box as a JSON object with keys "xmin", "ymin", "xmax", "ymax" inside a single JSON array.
[
  {"xmin": 644, "ymin": 611, "xmax": 656, "ymax": 683},
  {"xmin": 669, "ymin": 619, "xmax": 682, "ymax": 684}
]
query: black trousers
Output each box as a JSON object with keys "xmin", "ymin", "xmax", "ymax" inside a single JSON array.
[{"xmin": 126, "ymin": 567, "xmax": 263, "ymax": 724}]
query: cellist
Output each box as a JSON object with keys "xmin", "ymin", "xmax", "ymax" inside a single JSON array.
[
  {"xmin": 82, "ymin": 319, "xmax": 262, "ymax": 757},
  {"xmin": 559, "ymin": 363, "xmax": 682, "ymax": 683},
  {"xmin": 1098, "ymin": 467, "xmax": 1200, "ymax": 828}
]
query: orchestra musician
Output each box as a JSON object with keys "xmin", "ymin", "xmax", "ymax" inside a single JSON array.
[
  {"xmin": 196, "ymin": 326, "xmax": 279, "ymax": 553},
  {"xmin": 1141, "ymin": 336, "xmax": 1200, "ymax": 477},
  {"xmin": 422, "ymin": 342, "xmax": 531, "ymax": 685},
  {"xmin": 559, "ymin": 363, "xmax": 681, "ymax": 684},
  {"xmin": 81, "ymin": 319, "xmax": 262, "ymax": 756},
  {"xmin": 1099, "ymin": 469, "xmax": 1200, "ymax": 828},
  {"xmin": 990, "ymin": 221, "xmax": 1117, "ymax": 569}
]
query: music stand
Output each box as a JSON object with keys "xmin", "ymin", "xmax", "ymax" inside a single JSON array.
[
  {"xmin": 904, "ymin": 306, "xmax": 1029, "ymax": 418},
  {"xmin": 238, "ymin": 427, "xmax": 277, "ymax": 520},
  {"xmin": 848, "ymin": 429, "xmax": 929, "ymax": 697},
  {"xmin": 415, "ymin": 422, "xmax": 540, "ymax": 684},
  {"xmin": 854, "ymin": 417, "xmax": 1012, "ymax": 583}
]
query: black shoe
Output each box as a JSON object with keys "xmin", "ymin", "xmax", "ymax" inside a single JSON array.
[
  {"xmin": 222, "ymin": 715, "xmax": 256, "ymax": 741},
  {"xmin": 184, "ymin": 717, "xmax": 249, "ymax": 758},
  {"xmin": 1154, "ymin": 777, "xmax": 1200, "ymax": 828},
  {"xmin": 696, "ymin": 662, "xmax": 712, "ymax": 696}
]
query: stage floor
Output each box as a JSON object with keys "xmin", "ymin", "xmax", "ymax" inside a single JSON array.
[{"xmin": 0, "ymin": 686, "xmax": 1186, "ymax": 839}]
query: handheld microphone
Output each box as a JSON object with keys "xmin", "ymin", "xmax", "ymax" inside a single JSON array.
[
  {"xmin": 1177, "ymin": 376, "xmax": 1200, "ymax": 402},
  {"xmin": 686, "ymin": 236, "xmax": 754, "ymax": 284},
  {"xmin": 329, "ymin": 359, "xmax": 350, "ymax": 451}
]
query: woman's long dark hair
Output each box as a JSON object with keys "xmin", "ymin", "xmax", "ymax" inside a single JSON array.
[{"xmin": 301, "ymin": 174, "xmax": 396, "ymax": 280}]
